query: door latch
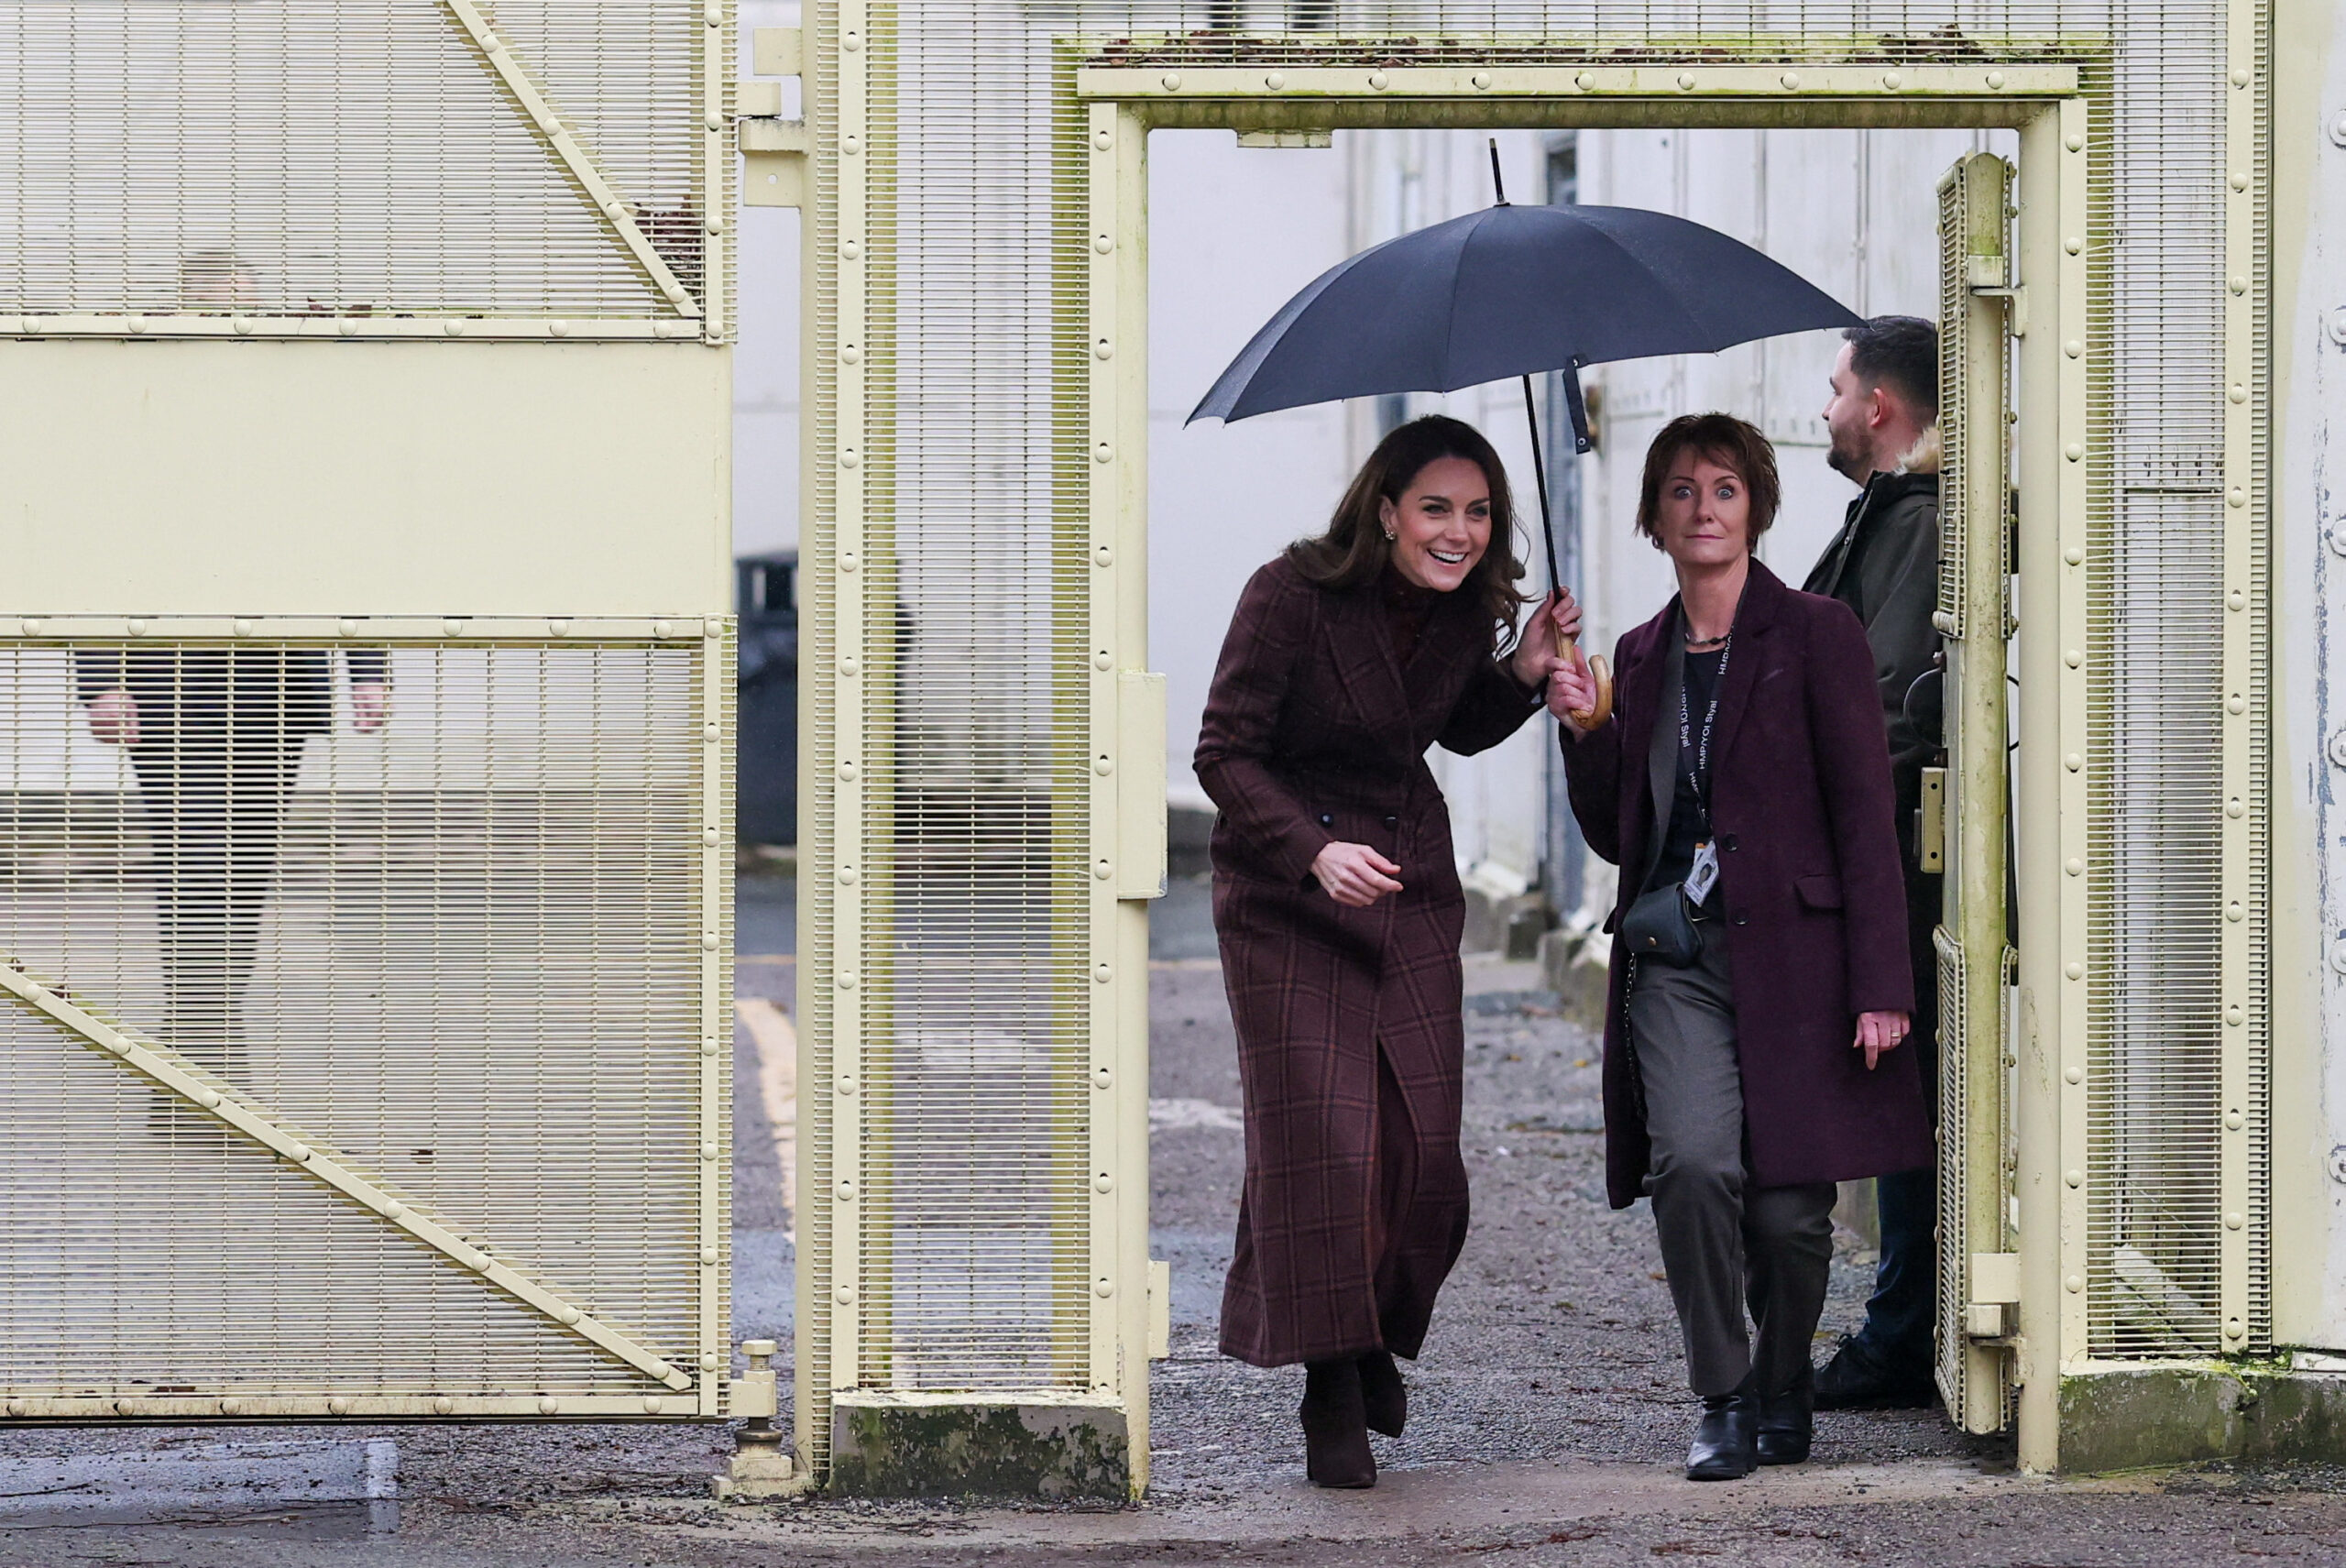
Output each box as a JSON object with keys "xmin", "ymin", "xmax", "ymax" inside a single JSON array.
[{"xmin": 1916, "ymin": 766, "xmax": 1947, "ymax": 873}]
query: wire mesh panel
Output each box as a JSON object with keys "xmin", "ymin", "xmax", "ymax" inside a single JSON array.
[
  {"xmin": 0, "ymin": 634, "xmax": 724, "ymax": 1412},
  {"xmin": 0, "ymin": 1, "xmax": 729, "ymax": 334}
]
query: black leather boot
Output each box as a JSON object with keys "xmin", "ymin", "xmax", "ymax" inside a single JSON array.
[
  {"xmin": 1756, "ymin": 1367, "xmax": 1814, "ymax": 1466},
  {"xmin": 1356, "ymin": 1349, "xmax": 1406, "ymax": 1438},
  {"xmin": 1684, "ymin": 1389, "xmax": 1759, "ymax": 1481},
  {"xmin": 1300, "ymin": 1359, "xmax": 1376, "ymax": 1488}
]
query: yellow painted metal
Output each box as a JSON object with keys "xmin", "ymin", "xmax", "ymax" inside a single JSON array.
[
  {"xmin": 0, "ymin": 959, "xmax": 693, "ymax": 1392},
  {"xmin": 1079, "ymin": 64, "xmax": 2080, "ymax": 101},
  {"xmin": 438, "ymin": 0, "xmax": 702, "ymax": 319},
  {"xmin": 1933, "ymin": 150, "xmax": 2017, "ymax": 1436},
  {"xmin": 0, "ymin": 343, "xmax": 730, "ymax": 618}
]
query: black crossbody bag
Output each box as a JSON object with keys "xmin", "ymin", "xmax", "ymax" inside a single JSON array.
[{"xmin": 1618, "ymin": 630, "xmax": 1730, "ymax": 968}]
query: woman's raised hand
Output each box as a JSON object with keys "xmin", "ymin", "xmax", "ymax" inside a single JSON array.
[
  {"xmin": 1310, "ymin": 841, "xmax": 1403, "ymax": 907},
  {"xmin": 1508, "ymin": 590, "xmax": 1574, "ymax": 691},
  {"xmin": 1853, "ymin": 1010, "xmax": 1911, "ymax": 1071}
]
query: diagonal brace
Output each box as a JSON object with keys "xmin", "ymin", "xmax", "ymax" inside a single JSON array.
[
  {"xmin": 0, "ymin": 959, "xmax": 693, "ymax": 1393},
  {"xmin": 438, "ymin": 0, "xmax": 702, "ymax": 318}
]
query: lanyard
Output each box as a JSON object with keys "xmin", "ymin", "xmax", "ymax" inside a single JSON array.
[{"xmin": 1677, "ymin": 628, "xmax": 1732, "ymax": 833}]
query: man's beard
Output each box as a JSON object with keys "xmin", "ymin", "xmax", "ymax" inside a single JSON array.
[{"xmin": 1826, "ymin": 430, "xmax": 1869, "ymax": 482}]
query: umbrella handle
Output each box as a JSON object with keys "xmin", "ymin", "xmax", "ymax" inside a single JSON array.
[{"xmin": 1554, "ymin": 625, "xmax": 1614, "ymax": 729}]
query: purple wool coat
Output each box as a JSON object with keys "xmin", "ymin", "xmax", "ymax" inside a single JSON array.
[
  {"xmin": 1561, "ymin": 559, "xmax": 1932, "ymax": 1210},
  {"xmin": 1196, "ymin": 556, "xmax": 1543, "ymax": 1366}
]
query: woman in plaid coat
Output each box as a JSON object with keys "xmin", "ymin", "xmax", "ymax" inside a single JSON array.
[{"xmin": 1194, "ymin": 416, "xmax": 1567, "ymax": 1487}]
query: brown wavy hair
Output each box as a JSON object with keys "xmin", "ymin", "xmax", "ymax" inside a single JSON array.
[
  {"xmin": 1286, "ymin": 414, "xmax": 1530, "ymax": 639},
  {"xmin": 1634, "ymin": 412, "xmax": 1781, "ymax": 548}
]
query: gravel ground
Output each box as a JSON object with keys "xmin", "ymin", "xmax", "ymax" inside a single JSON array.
[{"xmin": 5, "ymin": 889, "xmax": 2343, "ymax": 1563}]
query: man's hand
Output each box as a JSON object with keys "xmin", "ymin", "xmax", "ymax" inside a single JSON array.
[
  {"xmin": 1310, "ymin": 841, "xmax": 1403, "ymax": 908},
  {"xmin": 1853, "ymin": 1010, "xmax": 1911, "ymax": 1071},
  {"xmin": 86, "ymin": 689, "xmax": 140, "ymax": 747},
  {"xmin": 350, "ymin": 682, "xmax": 392, "ymax": 734}
]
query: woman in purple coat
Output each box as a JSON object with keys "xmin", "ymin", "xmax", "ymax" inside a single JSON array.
[
  {"xmin": 1195, "ymin": 416, "xmax": 1567, "ymax": 1487},
  {"xmin": 1549, "ymin": 413, "xmax": 1930, "ymax": 1482}
]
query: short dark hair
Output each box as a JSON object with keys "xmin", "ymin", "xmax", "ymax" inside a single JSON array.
[
  {"xmin": 1843, "ymin": 314, "xmax": 1939, "ymax": 422},
  {"xmin": 1634, "ymin": 413, "xmax": 1781, "ymax": 547},
  {"xmin": 1287, "ymin": 414, "xmax": 1529, "ymax": 637}
]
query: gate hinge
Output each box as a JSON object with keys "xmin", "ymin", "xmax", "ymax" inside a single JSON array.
[
  {"xmin": 1916, "ymin": 767, "xmax": 1947, "ymax": 873},
  {"xmin": 742, "ymin": 27, "xmax": 809, "ymax": 209},
  {"xmin": 1975, "ymin": 283, "xmax": 2027, "ymax": 338}
]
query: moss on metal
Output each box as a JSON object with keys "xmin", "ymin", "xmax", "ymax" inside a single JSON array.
[
  {"xmin": 828, "ymin": 1400, "xmax": 1129, "ymax": 1498},
  {"xmin": 2059, "ymin": 1362, "xmax": 2346, "ymax": 1474}
]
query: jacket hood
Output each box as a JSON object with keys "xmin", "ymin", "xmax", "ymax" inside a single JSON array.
[{"xmin": 1894, "ymin": 426, "xmax": 1943, "ymax": 477}]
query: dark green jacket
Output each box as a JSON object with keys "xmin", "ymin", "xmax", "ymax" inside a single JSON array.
[{"xmin": 1802, "ymin": 466, "xmax": 1941, "ymax": 865}]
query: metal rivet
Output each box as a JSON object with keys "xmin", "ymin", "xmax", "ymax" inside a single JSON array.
[
  {"xmin": 1092, "ymin": 1173, "xmax": 1113, "ymax": 1194},
  {"xmin": 839, "ymin": 447, "xmax": 861, "ymax": 470},
  {"xmin": 1780, "ymin": 71, "xmax": 1800, "ymax": 90},
  {"xmin": 2066, "ymin": 1276, "xmax": 2084, "ymax": 1293},
  {"xmin": 2065, "ymin": 859, "xmax": 2082, "ymax": 877},
  {"xmin": 197, "ymin": 1090, "xmax": 221, "ymax": 1109},
  {"xmin": 382, "ymin": 1201, "xmax": 406, "ymax": 1220},
  {"xmin": 2328, "ymin": 731, "xmax": 2346, "ymax": 768},
  {"xmin": 698, "ymin": 1354, "xmax": 720, "ymax": 1372},
  {"xmin": 1471, "ymin": 71, "xmax": 1491, "ymax": 90},
  {"xmin": 2233, "ymin": 276, "xmax": 2252, "ymax": 297},
  {"xmin": 127, "ymin": 317, "xmax": 146, "ymax": 334},
  {"xmin": 838, "ymin": 865, "xmax": 859, "ymax": 886},
  {"xmin": 2231, "ymin": 1111, "xmax": 2250, "ymax": 1131},
  {"xmin": 1369, "ymin": 71, "xmax": 1389, "ymax": 90},
  {"xmin": 2224, "ymin": 798, "xmax": 2244, "ymax": 819},
  {"xmin": 1092, "ymin": 544, "xmax": 1113, "ymax": 567},
  {"xmin": 839, "ymin": 760, "xmax": 861, "ymax": 782},
  {"xmin": 2065, "ymin": 1067, "xmax": 2084, "ymax": 1084},
  {"xmin": 1092, "ymin": 1066, "xmax": 1113, "ymax": 1090},
  {"xmin": 701, "ymin": 1143, "xmax": 720, "ymax": 1162},
  {"xmin": 2229, "ymin": 171, "xmax": 2249, "ymax": 192},
  {"xmin": 328, "ymin": 1397, "xmax": 353, "ymax": 1416},
  {"xmin": 2064, "ymin": 339, "xmax": 2083, "ymax": 358},
  {"xmin": 2228, "ymin": 384, "xmax": 2248, "ymax": 405},
  {"xmin": 234, "ymin": 619, "xmax": 256, "ymax": 637},
  {"xmin": 1574, "ymin": 71, "xmax": 1595, "ymax": 91},
  {"xmin": 836, "ymin": 1285, "xmax": 856, "ymax": 1305},
  {"xmin": 642, "ymin": 1396, "xmax": 665, "ymax": 1414},
  {"xmin": 2064, "ymin": 236, "xmax": 2082, "ymax": 255},
  {"xmin": 1091, "ymin": 129, "xmax": 1113, "ymax": 151},
  {"xmin": 1092, "ymin": 963, "xmax": 1113, "ymax": 983},
  {"xmin": 1159, "ymin": 71, "xmax": 1180, "ymax": 92},
  {"xmin": 2065, "ymin": 547, "xmax": 2084, "ymax": 565},
  {"xmin": 839, "ymin": 1072, "xmax": 858, "ymax": 1094},
  {"xmin": 2065, "ymin": 133, "xmax": 2084, "ymax": 153},
  {"xmin": 842, "ymin": 29, "xmax": 861, "ymax": 49},
  {"xmin": 2229, "ymin": 695, "xmax": 2248, "ymax": 716},
  {"xmin": 837, "ymin": 1180, "xmax": 857, "ymax": 1201},
  {"xmin": 702, "ymin": 721, "xmax": 720, "ymax": 740},
  {"xmin": 1094, "ymin": 1277, "xmax": 1115, "ymax": 1299},
  {"xmin": 2066, "ymin": 962, "xmax": 2085, "ymax": 981},
  {"xmin": 1881, "ymin": 71, "xmax": 1902, "ymax": 90},
  {"xmin": 1093, "ymin": 235, "xmax": 1113, "ymax": 255},
  {"xmin": 548, "ymin": 618, "xmax": 571, "ymax": 636},
  {"xmin": 2224, "ymin": 1212, "xmax": 2244, "ymax": 1231},
  {"xmin": 444, "ymin": 320, "xmax": 466, "ymax": 336},
  {"xmin": 219, "ymin": 1398, "xmax": 242, "ymax": 1415},
  {"xmin": 2064, "ymin": 443, "xmax": 2083, "ymax": 462},
  {"xmin": 471, "ymin": 1251, "xmax": 494, "ymax": 1272},
  {"xmin": 1094, "ymin": 859, "xmax": 1113, "ymax": 880},
  {"xmin": 2065, "ymin": 753, "xmax": 2082, "ymax": 772},
  {"xmin": 841, "ymin": 239, "xmax": 862, "ymax": 260},
  {"xmin": 3, "ymin": 1400, "xmax": 23, "ymax": 1417},
  {"xmin": 2225, "ymin": 901, "xmax": 2244, "ymax": 922},
  {"xmin": 2064, "ymin": 648, "xmax": 2082, "ymax": 668},
  {"xmin": 2225, "ymin": 1006, "xmax": 2244, "ymax": 1027},
  {"xmin": 842, "ymin": 135, "xmax": 863, "ymax": 155},
  {"xmin": 1266, "ymin": 71, "xmax": 1286, "ymax": 90},
  {"xmin": 700, "ymin": 1040, "xmax": 718, "ymax": 1057},
  {"xmin": 2225, "ymin": 1319, "xmax": 2245, "ymax": 1340},
  {"xmin": 2227, "ymin": 488, "xmax": 2246, "ymax": 509},
  {"xmin": 1676, "ymin": 71, "xmax": 1696, "ymax": 91},
  {"xmin": 839, "ymin": 655, "xmax": 861, "ymax": 676},
  {"xmin": 2231, "ymin": 69, "xmax": 2252, "ymax": 88},
  {"xmin": 1091, "ymin": 650, "xmax": 1113, "ymax": 670},
  {"xmin": 1094, "ymin": 338, "xmax": 1113, "ymax": 360},
  {"xmin": 17, "ymin": 620, "xmax": 42, "ymax": 637},
  {"xmin": 2065, "ymin": 1169, "xmax": 2083, "ymax": 1188},
  {"xmin": 1093, "ymin": 442, "xmax": 1113, "ymax": 464},
  {"xmin": 538, "ymin": 1396, "xmax": 561, "ymax": 1415},
  {"xmin": 837, "ymin": 970, "xmax": 857, "ymax": 990},
  {"xmin": 1093, "ymin": 755, "xmax": 1113, "ymax": 776},
  {"xmin": 288, "ymin": 1143, "xmax": 312, "ymax": 1163},
  {"xmin": 841, "ymin": 552, "xmax": 861, "ymax": 572},
  {"xmin": 654, "ymin": 620, "xmax": 677, "ymax": 639},
  {"xmin": 1986, "ymin": 71, "xmax": 2005, "ymax": 90},
  {"xmin": 700, "ymin": 1248, "xmax": 720, "ymax": 1266}
]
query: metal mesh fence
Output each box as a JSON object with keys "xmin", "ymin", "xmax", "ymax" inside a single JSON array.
[{"xmin": 0, "ymin": 638, "xmax": 717, "ymax": 1405}]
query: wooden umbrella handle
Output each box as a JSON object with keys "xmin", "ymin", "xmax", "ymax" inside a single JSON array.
[{"xmin": 1554, "ymin": 621, "xmax": 1614, "ymax": 729}]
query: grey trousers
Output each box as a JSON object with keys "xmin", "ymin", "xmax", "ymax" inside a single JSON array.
[{"xmin": 1628, "ymin": 934, "xmax": 1837, "ymax": 1398}]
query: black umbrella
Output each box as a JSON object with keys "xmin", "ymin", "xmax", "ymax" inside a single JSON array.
[{"xmin": 1189, "ymin": 147, "xmax": 1863, "ymax": 722}]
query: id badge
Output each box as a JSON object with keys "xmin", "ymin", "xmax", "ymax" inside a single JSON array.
[{"xmin": 1683, "ymin": 839, "xmax": 1720, "ymax": 905}]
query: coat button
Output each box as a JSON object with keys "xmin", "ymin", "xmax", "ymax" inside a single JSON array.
[
  {"xmin": 1318, "ymin": 814, "xmax": 1332, "ymax": 826},
  {"xmin": 1719, "ymin": 834, "xmax": 1738, "ymax": 851},
  {"xmin": 1732, "ymin": 914, "xmax": 1748, "ymax": 927},
  {"xmin": 1382, "ymin": 815, "xmax": 1398, "ymax": 828}
]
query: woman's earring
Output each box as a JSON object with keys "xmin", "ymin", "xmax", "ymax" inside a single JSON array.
[{"xmin": 1382, "ymin": 529, "xmax": 1397, "ymax": 542}]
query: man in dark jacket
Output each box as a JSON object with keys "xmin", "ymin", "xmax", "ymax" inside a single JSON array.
[{"xmin": 1802, "ymin": 315, "xmax": 1944, "ymax": 1409}]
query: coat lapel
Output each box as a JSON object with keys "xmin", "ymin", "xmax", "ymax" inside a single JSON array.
[
  {"xmin": 1707, "ymin": 559, "xmax": 1786, "ymax": 770},
  {"xmin": 1325, "ymin": 584, "xmax": 1414, "ymax": 750},
  {"xmin": 1611, "ymin": 600, "xmax": 1675, "ymax": 883}
]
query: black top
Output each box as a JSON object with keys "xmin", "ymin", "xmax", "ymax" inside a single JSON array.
[{"xmin": 1643, "ymin": 645, "xmax": 1725, "ymax": 903}]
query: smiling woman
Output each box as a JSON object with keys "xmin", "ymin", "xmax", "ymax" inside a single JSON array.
[{"xmin": 1191, "ymin": 414, "xmax": 1567, "ymax": 1488}]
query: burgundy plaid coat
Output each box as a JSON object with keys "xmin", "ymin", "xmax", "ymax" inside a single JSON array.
[
  {"xmin": 1196, "ymin": 556, "xmax": 1541, "ymax": 1368},
  {"xmin": 1560, "ymin": 560, "xmax": 1931, "ymax": 1211}
]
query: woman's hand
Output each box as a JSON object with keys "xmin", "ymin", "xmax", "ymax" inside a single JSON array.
[
  {"xmin": 1853, "ymin": 1010, "xmax": 1911, "ymax": 1071},
  {"xmin": 1310, "ymin": 841, "xmax": 1403, "ymax": 907},
  {"xmin": 1508, "ymin": 590, "xmax": 1575, "ymax": 692}
]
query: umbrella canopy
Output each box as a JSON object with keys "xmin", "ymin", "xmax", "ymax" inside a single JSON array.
[{"xmin": 1189, "ymin": 201, "xmax": 1864, "ymax": 450}]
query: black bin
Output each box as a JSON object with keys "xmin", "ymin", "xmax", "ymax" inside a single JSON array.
[{"xmin": 735, "ymin": 552, "xmax": 798, "ymax": 846}]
